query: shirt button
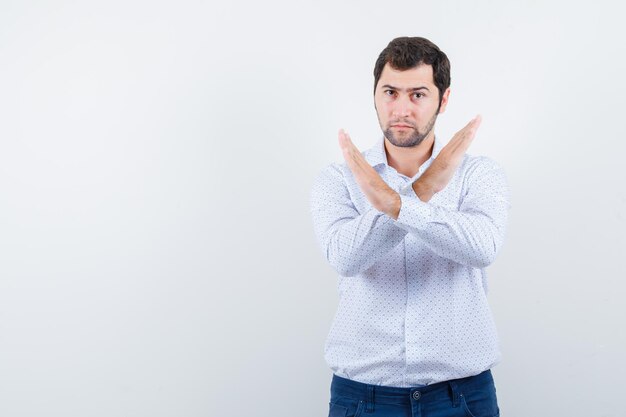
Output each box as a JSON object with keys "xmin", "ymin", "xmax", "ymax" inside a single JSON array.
[{"xmin": 412, "ymin": 391, "xmax": 421, "ymax": 400}]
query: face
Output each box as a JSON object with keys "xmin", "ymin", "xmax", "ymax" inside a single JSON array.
[{"xmin": 374, "ymin": 63, "xmax": 450, "ymax": 148}]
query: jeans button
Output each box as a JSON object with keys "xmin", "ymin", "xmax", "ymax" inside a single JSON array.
[{"xmin": 412, "ymin": 390, "xmax": 421, "ymax": 400}]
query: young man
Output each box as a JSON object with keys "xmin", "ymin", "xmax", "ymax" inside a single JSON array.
[{"xmin": 310, "ymin": 37, "xmax": 509, "ymax": 417}]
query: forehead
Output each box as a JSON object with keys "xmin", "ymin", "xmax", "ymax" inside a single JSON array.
[{"xmin": 378, "ymin": 63, "xmax": 435, "ymax": 89}]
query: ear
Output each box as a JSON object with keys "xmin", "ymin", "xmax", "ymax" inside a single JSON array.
[{"xmin": 438, "ymin": 87, "xmax": 451, "ymax": 114}]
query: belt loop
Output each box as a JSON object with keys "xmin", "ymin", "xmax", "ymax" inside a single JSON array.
[
  {"xmin": 448, "ymin": 381, "xmax": 460, "ymax": 408},
  {"xmin": 366, "ymin": 385, "xmax": 375, "ymax": 413}
]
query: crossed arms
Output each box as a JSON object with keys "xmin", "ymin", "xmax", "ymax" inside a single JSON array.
[{"xmin": 310, "ymin": 117, "xmax": 510, "ymax": 276}]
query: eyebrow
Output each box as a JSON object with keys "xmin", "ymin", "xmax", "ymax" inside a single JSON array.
[{"xmin": 380, "ymin": 84, "xmax": 431, "ymax": 92}]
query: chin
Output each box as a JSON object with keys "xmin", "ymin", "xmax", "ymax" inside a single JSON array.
[{"xmin": 387, "ymin": 135, "xmax": 425, "ymax": 148}]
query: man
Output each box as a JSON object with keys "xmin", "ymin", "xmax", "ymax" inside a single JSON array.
[{"xmin": 310, "ymin": 37, "xmax": 509, "ymax": 417}]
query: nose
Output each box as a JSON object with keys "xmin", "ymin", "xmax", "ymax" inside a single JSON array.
[{"xmin": 392, "ymin": 95, "xmax": 412, "ymax": 118}]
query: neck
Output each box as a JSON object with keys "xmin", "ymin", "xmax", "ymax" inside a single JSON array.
[{"xmin": 384, "ymin": 133, "xmax": 435, "ymax": 178}]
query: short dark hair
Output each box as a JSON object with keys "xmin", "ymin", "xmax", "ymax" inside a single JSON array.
[{"xmin": 373, "ymin": 37, "xmax": 451, "ymax": 107}]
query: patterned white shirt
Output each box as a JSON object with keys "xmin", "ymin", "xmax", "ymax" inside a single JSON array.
[{"xmin": 310, "ymin": 135, "xmax": 511, "ymax": 387}]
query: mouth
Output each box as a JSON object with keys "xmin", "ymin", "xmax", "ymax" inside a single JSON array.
[{"xmin": 391, "ymin": 124, "xmax": 413, "ymax": 129}]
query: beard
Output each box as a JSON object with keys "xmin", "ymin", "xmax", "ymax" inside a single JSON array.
[{"xmin": 380, "ymin": 110, "xmax": 438, "ymax": 148}]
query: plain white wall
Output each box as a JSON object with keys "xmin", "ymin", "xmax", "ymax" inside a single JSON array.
[{"xmin": 1, "ymin": 1, "xmax": 624, "ymax": 416}]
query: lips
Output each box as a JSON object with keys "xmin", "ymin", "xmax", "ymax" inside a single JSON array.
[{"xmin": 390, "ymin": 121, "xmax": 414, "ymax": 128}]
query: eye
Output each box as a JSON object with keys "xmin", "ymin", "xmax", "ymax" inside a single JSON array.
[
  {"xmin": 384, "ymin": 90, "xmax": 396, "ymax": 97},
  {"xmin": 412, "ymin": 92, "xmax": 424, "ymax": 99}
]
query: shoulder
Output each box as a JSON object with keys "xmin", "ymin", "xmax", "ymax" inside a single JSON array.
[
  {"xmin": 312, "ymin": 147, "xmax": 374, "ymax": 189},
  {"xmin": 310, "ymin": 161, "xmax": 352, "ymax": 206},
  {"xmin": 462, "ymin": 154, "xmax": 504, "ymax": 173},
  {"xmin": 312, "ymin": 161, "xmax": 347, "ymax": 187},
  {"xmin": 459, "ymin": 154, "xmax": 508, "ymax": 183},
  {"xmin": 312, "ymin": 139, "xmax": 380, "ymax": 187},
  {"xmin": 458, "ymin": 154, "xmax": 511, "ymax": 204},
  {"xmin": 459, "ymin": 154, "xmax": 509, "ymax": 192}
]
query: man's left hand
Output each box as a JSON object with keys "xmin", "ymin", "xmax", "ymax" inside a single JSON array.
[{"xmin": 338, "ymin": 129, "xmax": 401, "ymax": 220}]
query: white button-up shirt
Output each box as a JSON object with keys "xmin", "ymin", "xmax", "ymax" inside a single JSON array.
[{"xmin": 310, "ymin": 135, "xmax": 511, "ymax": 387}]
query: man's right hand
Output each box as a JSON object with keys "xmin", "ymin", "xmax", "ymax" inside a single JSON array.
[{"xmin": 412, "ymin": 115, "xmax": 482, "ymax": 202}]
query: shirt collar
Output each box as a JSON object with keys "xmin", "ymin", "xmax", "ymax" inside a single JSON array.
[{"xmin": 364, "ymin": 134, "xmax": 444, "ymax": 168}]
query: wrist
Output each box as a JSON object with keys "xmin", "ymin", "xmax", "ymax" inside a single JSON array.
[
  {"xmin": 383, "ymin": 191, "xmax": 401, "ymax": 220},
  {"xmin": 412, "ymin": 180, "xmax": 435, "ymax": 202}
]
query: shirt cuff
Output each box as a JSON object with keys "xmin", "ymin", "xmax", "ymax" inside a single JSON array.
[{"xmin": 395, "ymin": 193, "xmax": 432, "ymax": 231}]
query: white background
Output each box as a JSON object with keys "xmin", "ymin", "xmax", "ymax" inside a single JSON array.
[{"xmin": 1, "ymin": 1, "xmax": 624, "ymax": 416}]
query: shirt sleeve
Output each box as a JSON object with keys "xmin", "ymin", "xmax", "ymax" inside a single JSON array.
[
  {"xmin": 309, "ymin": 163, "xmax": 408, "ymax": 277},
  {"xmin": 394, "ymin": 156, "xmax": 511, "ymax": 268}
]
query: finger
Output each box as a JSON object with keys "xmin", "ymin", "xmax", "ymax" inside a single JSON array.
[
  {"xmin": 343, "ymin": 132, "xmax": 369, "ymax": 167},
  {"xmin": 466, "ymin": 114, "xmax": 481, "ymax": 140},
  {"xmin": 447, "ymin": 115, "xmax": 482, "ymax": 152},
  {"xmin": 463, "ymin": 114, "xmax": 481, "ymax": 141},
  {"xmin": 338, "ymin": 129, "xmax": 352, "ymax": 155},
  {"xmin": 340, "ymin": 130, "xmax": 361, "ymax": 159},
  {"xmin": 338, "ymin": 128, "xmax": 346, "ymax": 146},
  {"xmin": 338, "ymin": 129, "xmax": 362, "ymax": 175},
  {"xmin": 464, "ymin": 115, "xmax": 481, "ymax": 139},
  {"xmin": 339, "ymin": 129, "xmax": 359, "ymax": 151},
  {"xmin": 340, "ymin": 131, "xmax": 379, "ymax": 179},
  {"xmin": 460, "ymin": 115, "xmax": 481, "ymax": 137},
  {"xmin": 473, "ymin": 114, "xmax": 482, "ymax": 130},
  {"xmin": 343, "ymin": 131, "xmax": 360, "ymax": 154}
]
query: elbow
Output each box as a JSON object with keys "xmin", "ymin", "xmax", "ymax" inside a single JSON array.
[
  {"xmin": 325, "ymin": 240, "xmax": 363, "ymax": 276},
  {"xmin": 471, "ymin": 251, "xmax": 496, "ymax": 269},
  {"xmin": 333, "ymin": 264, "xmax": 356, "ymax": 277},
  {"xmin": 326, "ymin": 250, "xmax": 360, "ymax": 277},
  {"xmin": 466, "ymin": 221, "xmax": 507, "ymax": 268},
  {"xmin": 470, "ymin": 238, "xmax": 501, "ymax": 268},
  {"xmin": 334, "ymin": 263, "xmax": 360, "ymax": 277},
  {"xmin": 324, "ymin": 234, "xmax": 362, "ymax": 277}
]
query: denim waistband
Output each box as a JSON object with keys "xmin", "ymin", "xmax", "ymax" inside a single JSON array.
[{"xmin": 330, "ymin": 369, "xmax": 493, "ymax": 407}]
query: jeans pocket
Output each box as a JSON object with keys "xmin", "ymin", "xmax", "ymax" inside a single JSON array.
[
  {"xmin": 460, "ymin": 386, "xmax": 499, "ymax": 417},
  {"xmin": 328, "ymin": 402, "xmax": 348, "ymax": 417},
  {"xmin": 328, "ymin": 400, "xmax": 365, "ymax": 417}
]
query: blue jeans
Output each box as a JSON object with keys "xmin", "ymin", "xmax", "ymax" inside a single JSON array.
[{"xmin": 328, "ymin": 370, "xmax": 499, "ymax": 417}]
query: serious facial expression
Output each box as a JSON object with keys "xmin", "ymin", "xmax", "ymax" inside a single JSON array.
[{"xmin": 374, "ymin": 63, "xmax": 449, "ymax": 148}]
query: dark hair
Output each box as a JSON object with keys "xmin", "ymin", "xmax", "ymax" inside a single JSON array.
[{"xmin": 373, "ymin": 37, "xmax": 451, "ymax": 107}]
